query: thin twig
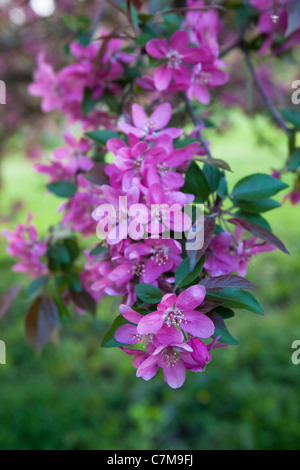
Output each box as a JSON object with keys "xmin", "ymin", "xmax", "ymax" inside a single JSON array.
[
  {"xmin": 103, "ymin": 0, "xmax": 127, "ymax": 16},
  {"xmin": 88, "ymin": 2, "xmax": 106, "ymax": 41},
  {"xmin": 160, "ymin": 5, "xmax": 226, "ymax": 16},
  {"xmin": 242, "ymin": 45, "xmax": 291, "ymax": 136},
  {"xmin": 183, "ymin": 95, "xmax": 213, "ymax": 159},
  {"xmin": 219, "ymin": 39, "xmax": 242, "ymax": 59}
]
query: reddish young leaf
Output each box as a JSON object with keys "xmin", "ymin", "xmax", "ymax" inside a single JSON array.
[
  {"xmin": 201, "ymin": 275, "xmax": 255, "ymax": 291},
  {"xmin": 228, "ymin": 218, "xmax": 289, "ymax": 254},
  {"xmin": 196, "ymin": 300, "xmax": 223, "ymax": 314},
  {"xmin": 131, "ymin": 0, "xmax": 143, "ymax": 10},
  {"xmin": 84, "ymin": 162, "xmax": 109, "ymax": 186},
  {"xmin": 70, "ymin": 290, "xmax": 97, "ymax": 316},
  {"xmin": 206, "ymin": 311, "xmax": 226, "ymax": 329},
  {"xmin": 25, "ymin": 296, "xmax": 60, "ymax": 353},
  {"xmin": 0, "ymin": 284, "xmax": 22, "ymax": 322}
]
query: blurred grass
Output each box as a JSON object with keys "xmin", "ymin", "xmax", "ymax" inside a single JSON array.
[{"xmin": 0, "ymin": 109, "xmax": 300, "ymax": 450}]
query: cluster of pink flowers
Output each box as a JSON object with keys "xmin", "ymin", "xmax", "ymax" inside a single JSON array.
[
  {"xmin": 4, "ymin": 1, "xmax": 294, "ymax": 388},
  {"xmin": 139, "ymin": 5, "xmax": 228, "ymax": 105},
  {"xmin": 34, "ymin": 132, "xmax": 93, "ymax": 183},
  {"xmin": 87, "ymin": 102, "xmax": 199, "ymax": 306},
  {"xmin": 250, "ymin": 0, "xmax": 300, "ymax": 55},
  {"xmin": 205, "ymin": 227, "xmax": 277, "ymax": 278},
  {"xmin": 115, "ymin": 287, "xmax": 226, "ymax": 389},
  {"xmin": 2, "ymin": 215, "xmax": 48, "ymax": 278},
  {"xmin": 29, "ymin": 34, "xmax": 133, "ymax": 129}
]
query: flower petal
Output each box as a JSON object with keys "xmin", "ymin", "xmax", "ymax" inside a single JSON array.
[
  {"xmin": 146, "ymin": 38, "xmax": 169, "ymax": 58},
  {"xmin": 137, "ymin": 312, "xmax": 164, "ymax": 334},
  {"xmin": 176, "ymin": 285, "xmax": 206, "ymax": 310}
]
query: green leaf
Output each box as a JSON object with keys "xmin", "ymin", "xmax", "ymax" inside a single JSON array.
[
  {"xmin": 86, "ymin": 130, "xmax": 120, "ymax": 145},
  {"xmin": 47, "ymin": 181, "xmax": 77, "ymax": 199},
  {"xmin": 281, "ymin": 109, "xmax": 300, "ymax": 130},
  {"xmin": 82, "ymin": 88, "xmax": 98, "ymax": 116},
  {"xmin": 232, "ymin": 174, "xmax": 288, "ymax": 201},
  {"xmin": 90, "ymin": 244, "xmax": 106, "ymax": 256},
  {"xmin": 135, "ymin": 284, "xmax": 163, "ymax": 304},
  {"xmin": 215, "ymin": 306, "xmax": 235, "ymax": 320},
  {"xmin": 101, "ymin": 315, "xmax": 128, "ymax": 348},
  {"xmin": 182, "ymin": 161, "xmax": 210, "ymax": 203},
  {"xmin": 175, "ymin": 256, "xmax": 205, "ymax": 288},
  {"xmin": 237, "ymin": 198, "xmax": 281, "ymax": 214},
  {"xmin": 205, "ymin": 288, "xmax": 264, "ymax": 315},
  {"xmin": 136, "ymin": 33, "xmax": 154, "ymax": 47},
  {"xmin": 288, "ymin": 148, "xmax": 300, "ymax": 171},
  {"xmin": 27, "ymin": 276, "xmax": 49, "ymax": 300},
  {"xmin": 214, "ymin": 327, "xmax": 239, "ymax": 346},
  {"xmin": 203, "ymin": 164, "xmax": 221, "ymax": 193},
  {"xmin": 175, "ymin": 138, "xmax": 199, "ymax": 149},
  {"xmin": 47, "ymin": 243, "xmax": 71, "ymax": 265}
]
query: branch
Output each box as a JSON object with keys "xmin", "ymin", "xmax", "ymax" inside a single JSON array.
[
  {"xmin": 88, "ymin": 2, "xmax": 106, "ymax": 41},
  {"xmin": 242, "ymin": 45, "xmax": 291, "ymax": 137},
  {"xmin": 183, "ymin": 95, "xmax": 213, "ymax": 159}
]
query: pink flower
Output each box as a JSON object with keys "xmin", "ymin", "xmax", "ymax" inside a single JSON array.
[
  {"xmin": 124, "ymin": 238, "xmax": 182, "ymax": 284},
  {"xmin": 137, "ymin": 285, "xmax": 214, "ymax": 338},
  {"xmin": 136, "ymin": 341, "xmax": 193, "ymax": 389},
  {"xmin": 34, "ymin": 132, "xmax": 93, "ymax": 183},
  {"xmin": 234, "ymin": 228, "xmax": 277, "ymax": 277},
  {"xmin": 118, "ymin": 102, "xmax": 183, "ymax": 141},
  {"xmin": 28, "ymin": 52, "xmax": 61, "ymax": 113},
  {"xmin": 146, "ymin": 30, "xmax": 206, "ymax": 91},
  {"xmin": 2, "ymin": 214, "xmax": 48, "ymax": 278},
  {"xmin": 282, "ymin": 190, "xmax": 300, "ymax": 206},
  {"xmin": 115, "ymin": 304, "xmax": 184, "ymax": 346},
  {"xmin": 187, "ymin": 63, "xmax": 228, "ymax": 104},
  {"xmin": 204, "ymin": 232, "xmax": 239, "ymax": 277}
]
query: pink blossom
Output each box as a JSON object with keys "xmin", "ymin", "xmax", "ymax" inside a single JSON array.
[
  {"xmin": 137, "ymin": 285, "xmax": 214, "ymax": 338},
  {"xmin": 204, "ymin": 232, "xmax": 239, "ymax": 277},
  {"xmin": 136, "ymin": 341, "xmax": 193, "ymax": 389},
  {"xmin": 115, "ymin": 304, "xmax": 184, "ymax": 346},
  {"xmin": 282, "ymin": 190, "xmax": 300, "ymax": 206},
  {"xmin": 2, "ymin": 214, "xmax": 48, "ymax": 278},
  {"xmin": 234, "ymin": 228, "xmax": 277, "ymax": 277},
  {"xmin": 146, "ymin": 30, "xmax": 207, "ymax": 91},
  {"xmin": 118, "ymin": 102, "xmax": 183, "ymax": 141},
  {"xmin": 187, "ymin": 63, "xmax": 228, "ymax": 104}
]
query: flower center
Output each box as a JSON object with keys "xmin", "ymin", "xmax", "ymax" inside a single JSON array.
[
  {"xmin": 131, "ymin": 262, "xmax": 145, "ymax": 277},
  {"xmin": 151, "ymin": 247, "xmax": 169, "ymax": 266},
  {"xmin": 167, "ymin": 50, "xmax": 183, "ymax": 69},
  {"xmin": 163, "ymin": 306, "xmax": 187, "ymax": 327},
  {"xmin": 163, "ymin": 349, "xmax": 180, "ymax": 367}
]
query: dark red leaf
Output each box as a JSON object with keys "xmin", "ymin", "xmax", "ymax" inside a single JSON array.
[
  {"xmin": 196, "ymin": 299, "xmax": 223, "ymax": 314},
  {"xmin": 70, "ymin": 290, "xmax": 97, "ymax": 316},
  {"xmin": 206, "ymin": 311, "xmax": 226, "ymax": 329},
  {"xmin": 84, "ymin": 162, "xmax": 109, "ymax": 186},
  {"xmin": 0, "ymin": 284, "xmax": 22, "ymax": 321},
  {"xmin": 132, "ymin": 0, "xmax": 143, "ymax": 10},
  {"xmin": 201, "ymin": 275, "xmax": 255, "ymax": 291},
  {"xmin": 228, "ymin": 218, "xmax": 289, "ymax": 254},
  {"xmin": 25, "ymin": 295, "xmax": 60, "ymax": 353}
]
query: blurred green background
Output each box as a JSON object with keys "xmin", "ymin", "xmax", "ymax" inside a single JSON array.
[{"xmin": 0, "ymin": 109, "xmax": 300, "ymax": 450}]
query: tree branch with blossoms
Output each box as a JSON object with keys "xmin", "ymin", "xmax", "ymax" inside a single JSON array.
[{"xmin": 1, "ymin": 0, "xmax": 299, "ymax": 389}]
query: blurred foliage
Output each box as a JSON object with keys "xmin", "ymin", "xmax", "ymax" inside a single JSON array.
[{"xmin": 0, "ymin": 109, "xmax": 300, "ymax": 450}]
